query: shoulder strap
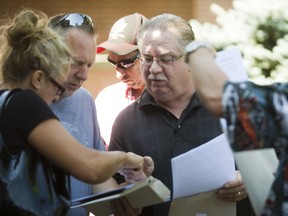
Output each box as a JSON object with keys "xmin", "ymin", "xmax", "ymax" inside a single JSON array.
[
  {"xmin": 0, "ymin": 91, "xmax": 10, "ymax": 112},
  {"xmin": 0, "ymin": 89, "xmax": 21, "ymax": 130}
]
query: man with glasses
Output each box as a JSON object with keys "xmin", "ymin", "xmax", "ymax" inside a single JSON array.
[
  {"xmin": 109, "ymin": 13, "xmax": 254, "ymax": 216},
  {"xmin": 95, "ymin": 13, "xmax": 147, "ymax": 146}
]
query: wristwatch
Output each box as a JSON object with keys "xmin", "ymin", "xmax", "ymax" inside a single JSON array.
[{"xmin": 184, "ymin": 41, "xmax": 216, "ymax": 63}]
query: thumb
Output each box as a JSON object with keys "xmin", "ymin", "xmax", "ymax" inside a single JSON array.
[{"xmin": 143, "ymin": 156, "xmax": 154, "ymax": 176}]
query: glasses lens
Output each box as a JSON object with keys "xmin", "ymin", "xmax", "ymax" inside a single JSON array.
[
  {"xmin": 51, "ymin": 13, "xmax": 93, "ymax": 30},
  {"xmin": 49, "ymin": 77, "xmax": 65, "ymax": 96},
  {"xmin": 141, "ymin": 55, "xmax": 183, "ymax": 67}
]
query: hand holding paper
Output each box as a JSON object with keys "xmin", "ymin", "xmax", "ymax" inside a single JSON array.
[
  {"xmin": 170, "ymin": 134, "xmax": 236, "ymax": 216},
  {"xmin": 217, "ymin": 170, "xmax": 248, "ymax": 202},
  {"xmin": 172, "ymin": 134, "xmax": 236, "ymax": 199}
]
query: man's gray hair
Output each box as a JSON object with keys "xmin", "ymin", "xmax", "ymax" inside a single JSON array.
[{"xmin": 137, "ymin": 13, "xmax": 195, "ymax": 51}]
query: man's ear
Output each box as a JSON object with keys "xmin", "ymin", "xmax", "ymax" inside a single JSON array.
[{"xmin": 31, "ymin": 70, "xmax": 45, "ymax": 90}]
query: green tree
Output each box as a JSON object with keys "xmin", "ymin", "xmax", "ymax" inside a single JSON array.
[{"xmin": 190, "ymin": 0, "xmax": 288, "ymax": 84}]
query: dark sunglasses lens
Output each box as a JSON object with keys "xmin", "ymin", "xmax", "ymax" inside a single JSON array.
[
  {"xmin": 107, "ymin": 52, "xmax": 140, "ymax": 69},
  {"xmin": 120, "ymin": 62, "xmax": 134, "ymax": 69},
  {"xmin": 109, "ymin": 60, "xmax": 136, "ymax": 69}
]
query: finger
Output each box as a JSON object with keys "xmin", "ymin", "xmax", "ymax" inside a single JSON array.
[
  {"xmin": 218, "ymin": 189, "xmax": 248, "ymax": 202},
  {"xmin": 111, "ymin": 199, "xmax": 124, "ymax": 216},
  {"xmin": 143, "ymin": 156, "xmax": 154, "ymax": 177},
  {"xmin": 218, "ymin": 184, "xmax": 246, "ymax": 195},
  {"xmin": 123, "ymin": 168, "xmax": 147, "ymax": 183},
  {"xmin": 144, "ymin": 156, "xmax": 154, "ymax": 168},
  {"xmin": 224, "ymin": 171, "xmax": 243, "ymax": 188}
]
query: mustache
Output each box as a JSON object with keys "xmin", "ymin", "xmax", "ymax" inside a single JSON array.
[{"xmin": 148, "ymin": 74, "xmax": 167, "ymax": 81}]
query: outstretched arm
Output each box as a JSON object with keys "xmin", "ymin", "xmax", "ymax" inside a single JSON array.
[{"xmin": 28, "ymin": 118, "xmax": 149, "ymax": 184}]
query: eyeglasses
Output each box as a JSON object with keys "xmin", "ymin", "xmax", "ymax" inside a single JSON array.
[
  {"xmin": 49, "ymin": 77, "xmax": 66, "ymax": 96},
  {"xmin": 140, "ymin": 55, "xmax": 183, "ymax": 67},
  {"xmin": 50, "ymin": 13, "xmax": 94, "ymax": 31},
  {"xmin": 107, "ymin": 52, "xmax": 141, "ymax": 70}
]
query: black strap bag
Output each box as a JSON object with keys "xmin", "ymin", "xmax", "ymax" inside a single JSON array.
[{"xmin": 0, "ymin": 90, "xmax": 71, "ymax": 216}]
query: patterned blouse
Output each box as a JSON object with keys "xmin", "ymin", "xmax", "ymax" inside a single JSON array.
[{"xmin": 223, "ymin": 81, "xmax": 288, "ymax": 216}]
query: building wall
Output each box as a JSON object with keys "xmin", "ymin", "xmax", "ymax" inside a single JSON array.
[{"xmin": 0, "ymin": 0, "xmax": 232, "ymax": 98}]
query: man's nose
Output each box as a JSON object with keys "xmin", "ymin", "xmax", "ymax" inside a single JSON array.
[
  {"xmin": 149, "ymin": 60, "xmax": 163, "ymax": 74},
  {"xmin": 76, "ymin": 67, "xmax": 89, "ymax": 81}
]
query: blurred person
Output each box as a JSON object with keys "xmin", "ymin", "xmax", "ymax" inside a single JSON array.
[
  {"xmin": 95, "ymin": 13, "xmax": 146, "ymax": 145},
  {"xmin": 48, "ymin": 13, "xmax": 153, "ymax": 216},
  {"xmin": 185, "ymin": 40, "xmax": 288, "ymax": 216},
  {"xmin": 0, "ymin": 9, "xmax": 151, "ymax": 216},
  {"xmin": 109, "ymin": 13, "xmax": 253, "ymax": 216}
]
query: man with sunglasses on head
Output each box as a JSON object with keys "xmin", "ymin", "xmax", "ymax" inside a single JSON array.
[
  {"xmin": 95, "ymin": 13, "xmax": 147, "ymax": 146},
  {"xmin": 48, "ymin": 13, "xmax": 154, "ymax": 216}
]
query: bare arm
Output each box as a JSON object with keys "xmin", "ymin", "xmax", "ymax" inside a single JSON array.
[
  {"xmin": 28, "ymin": 118, "xmax": 146, "ymax": 184},
  {"xmin": 186, "ymin": 45, "xmax": 228, "ymax": 116}
]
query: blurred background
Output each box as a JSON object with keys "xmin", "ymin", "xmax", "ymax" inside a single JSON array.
[{"xmin": 0, "ymin": 0, "xmax": 232, "ymax": 98}]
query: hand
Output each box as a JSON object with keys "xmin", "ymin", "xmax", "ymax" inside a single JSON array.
[
  {"xmin": 217, "ymin": 170, "xmax": 247, "ymax": 202},
  {"xmin": 111, "ymin": 197, "xmax": 142, "ymax": 216},
  {"xmin": 124, "ymin": 152, "xmax": 145, "ymax": 170},
  {"xmin": 121, "ymin": 156, "xmax": 154, "ymax": 184}
]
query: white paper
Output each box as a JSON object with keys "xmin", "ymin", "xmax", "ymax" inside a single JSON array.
[
  {"xmin": 234, "ymin": 149, "xmax": 279, "ymax": 216},
  {"xmin": 172, "ymin": 134, "xmax": 236, "ymax": 199},
  {"xmin": 215, "ymin": 48, "xmax": 249, "ymax": 82}
]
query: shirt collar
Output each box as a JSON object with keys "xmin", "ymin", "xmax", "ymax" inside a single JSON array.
[{"xmin": 138, "ymin": 89, "xmax": 202, "ymax": 111}]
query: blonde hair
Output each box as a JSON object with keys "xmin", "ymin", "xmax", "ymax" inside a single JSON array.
[{"xmin": 0, "ymin": 9, "xmax": 71, "ymax": 84}]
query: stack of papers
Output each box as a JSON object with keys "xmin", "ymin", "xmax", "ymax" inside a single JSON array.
[{"xmin": 170, "ymin": 134, "xmax": 236, "ymax": 216}]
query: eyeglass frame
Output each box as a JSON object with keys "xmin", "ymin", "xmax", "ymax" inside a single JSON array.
[
  {"xmin": 140, "ymin": 54, "xmax": 183, "ymax": 67},
  {"xmin": 107, "ymin": 52, "xmax": 141, "ymax": 70},
  {"xmin": 49, "ymin": 77, "xmax": 66, "ymax": 96},
  {"xmin": 49, "ymin": 13, "xmax": 94, "ymax": 33}
]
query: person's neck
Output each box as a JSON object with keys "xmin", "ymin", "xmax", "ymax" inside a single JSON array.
[
  {"xmin": 0, "ymin": 82, "xmax": 19, "ymax": 90},
  {"xmin": 131, "ymin": 88, "xmax": 144, "ymax": 99},
  {"xmin": 155, "ymin": 90, "xmax": 195, "ymax": 119}
]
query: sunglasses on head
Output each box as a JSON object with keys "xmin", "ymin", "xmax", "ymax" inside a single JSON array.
[
  {"xmin": 50, "ymin": 13, "xmax": 94, "ymax": 31},
  {"xmin": 107, "ymin": 52, "xmax": 141, "ymax": 70}
]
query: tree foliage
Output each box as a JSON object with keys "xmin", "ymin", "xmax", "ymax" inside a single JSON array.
[{"xmin": 189, "ymin": 0, "xmax": 288, "ymax": 84}]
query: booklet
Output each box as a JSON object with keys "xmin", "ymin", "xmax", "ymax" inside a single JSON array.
[
  {"xmin": 234, "ymin": 148, "xmax": 279, "ymax": 216},
  {"xmin": 70, "ymin": 176, "xmax": 170, "ymax": 216}
]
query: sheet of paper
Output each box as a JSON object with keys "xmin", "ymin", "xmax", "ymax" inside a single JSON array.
[
  {"xmin": 216, "ymin": 48, "xmax": 249, "ymax": 82},
  {"xmin": 234, "ymin": 149, "xmax": 279, "ymax": 216},
  {"xmin": 172, "ymin": 134, "xmax": 235, "ymax": 199}
]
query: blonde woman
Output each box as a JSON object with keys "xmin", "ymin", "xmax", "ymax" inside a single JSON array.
[{"xmin": 0, "ymin": 9, "xmax": 153, "ymax": 216}]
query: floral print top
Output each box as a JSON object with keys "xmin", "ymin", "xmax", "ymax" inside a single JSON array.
[{"xmin": 223, "ymin": 81, "xmax": 288, "ymax": 216}]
